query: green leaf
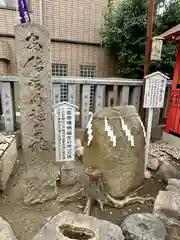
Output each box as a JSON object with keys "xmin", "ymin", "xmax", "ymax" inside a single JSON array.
[{"xmin": 101, "ymin": 0, "xmax": 180, "ymax": 78}]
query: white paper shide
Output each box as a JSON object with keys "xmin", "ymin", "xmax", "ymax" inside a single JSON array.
[
  {"xmin": 138, "ymin": 116, "xmax": 146, "ymax": 142},
  {"xmin": 104, "ymin": 117, "xmax": 116, "ymax": 147},
  {"xmin": 87, "ymin": 115, "xmax": 93, "ymax": 146},
  {"xmin": 120, "ymin": 117, "xmax": 134, "ymax": 147}
]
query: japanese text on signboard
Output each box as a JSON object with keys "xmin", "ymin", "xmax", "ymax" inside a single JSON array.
[
  {"xmin": 143, "ymin": 75, "xmax": 167, "ymax": 108},
  {"xmin": 54, "ymin": 103, "xmax": 75, "ymax": 162}
]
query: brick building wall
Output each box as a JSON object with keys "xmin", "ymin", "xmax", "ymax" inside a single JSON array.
[{"xmin": 0, "ymin": 0, "xmax": 116, "ymax": 77}]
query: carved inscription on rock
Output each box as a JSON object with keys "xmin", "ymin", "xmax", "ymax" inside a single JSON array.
[
  {"xmin": 26, "ymin": 36, "xmax": 47, "ymax": 152},
  {"xmin": 15, "ymin": 23, "xmax": 53, "ymax": 156}
]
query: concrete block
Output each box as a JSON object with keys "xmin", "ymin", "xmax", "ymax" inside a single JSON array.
[
  {"xmin": 0, "ymin": 137, "xmax": 17, "ymax": 191},
  {"xmin": 162, "ymin": 131, "xmax": 180, "ymax": 149},
  {"xmin": 151, "ymin": 125, "xmax": 164, "ymax": 140}
]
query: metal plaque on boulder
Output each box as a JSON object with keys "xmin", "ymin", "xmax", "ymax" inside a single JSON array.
[{"xmin": 53, "ymin": 102, "xmax": 76, "ymax": 162}]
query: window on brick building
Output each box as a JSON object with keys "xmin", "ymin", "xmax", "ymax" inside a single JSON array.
[
  {"xmin": 52, "ymin": 63, "xmax": 68, "ymax": 103},
  {"xmin": 0, "ymin": 0, "xmax": 6, "ymax": 6},
  {"xmin": 52, "ymin": 63, "xmax": 68, "ymax": 77},
  {"xmin": 80, "ymin": 65, "xmax": 96, "ymax": 112},
  {"xmin": 80, "ymin": 65, "xmax": 96, "ymax": 78}
]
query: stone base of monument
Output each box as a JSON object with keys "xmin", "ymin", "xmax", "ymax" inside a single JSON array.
[
  {"xmin": 58, "ymin": 167, "xmax": 155, "ymax": 216},
  {"xmin": 0, "ymin": 135, "xmax": 17, "ymax": 191},
  {"xmin": 60, "ymin": 162, "xmax": 76, "ymax": 186},
  {"xmin": 24, "ymin": 160, "xmax": 59, "ymax": 205},
  {"xmin": 24, "ymin": 172, "xmax": 58, "ymax": 205}
]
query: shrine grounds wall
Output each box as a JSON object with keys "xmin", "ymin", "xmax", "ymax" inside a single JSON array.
[
  {"xmin": 0, "ymin": 0, "xmax": 116, "ymax": 77},
  {"xmin": 0, "ymin": 0, "xmax": 117, "ymax": 112}
]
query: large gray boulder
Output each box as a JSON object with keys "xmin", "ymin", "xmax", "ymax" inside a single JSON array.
[
  {"xmin": 0, "ymin": 217, "xmax": 17, "ymax": 240},
  {"xmin": 83, "ymin": 106, "xmax": 145, "ymax": 198},
  {"xmin": 121, "ymin": 213, "xmax": 167, "ymax": 240},
  {"xmin": 153, "ymin": 190, "xmax": 180, "ymax": 227},
  {"xmin": 33, "ymin": 211, "xmax": 124, "ymax": 240}
]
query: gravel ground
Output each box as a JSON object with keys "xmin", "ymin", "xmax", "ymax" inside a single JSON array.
[{"xmin": 0, "ymin": 141, "xmax": 179, "ymax": 240}]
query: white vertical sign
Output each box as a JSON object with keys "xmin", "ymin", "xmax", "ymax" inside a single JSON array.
[
  {"xmin": 151, "ymin": 37, "xmax": 164, "ymax": 61},
  {"xmin": 143, "ymin": 72, "xmax": 167, "ymax": 108},
  {"xmin": 144, "ymin": 72, "xmax": 169, "ymax": 174},
  {"xmin": 53, "ymin": 102, "xmax": 76, "ymax": 162}
]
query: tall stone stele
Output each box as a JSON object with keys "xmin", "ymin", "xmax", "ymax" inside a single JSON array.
[
  {"xmin": 15, "ymin": 23, "xmax": 58, "ymax": 205},
  {"xmin": 83, "ymin": 105, "xmax": 146, "ymax": 198}
]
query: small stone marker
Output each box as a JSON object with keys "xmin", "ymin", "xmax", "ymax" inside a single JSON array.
[
  {"xmin": 15, "ymin": 23, "xmax": 57, "ymax": 204},
  {"xmin": 53, "ymin": 101, "xmax": 76, "ymax": 185},
  {"xmin": 0, "ymin": 82, "xmax": 15, "ymax": 133}
]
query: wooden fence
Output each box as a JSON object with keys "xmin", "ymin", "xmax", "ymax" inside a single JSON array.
[{"xmin": 0, "ymin": 76, "xmax": 172, "ymax": 134}]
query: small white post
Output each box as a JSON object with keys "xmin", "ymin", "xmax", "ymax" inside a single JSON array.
[{"xmin": 144, "ymin": 107, "xmax": 153, "ymax": 172}]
